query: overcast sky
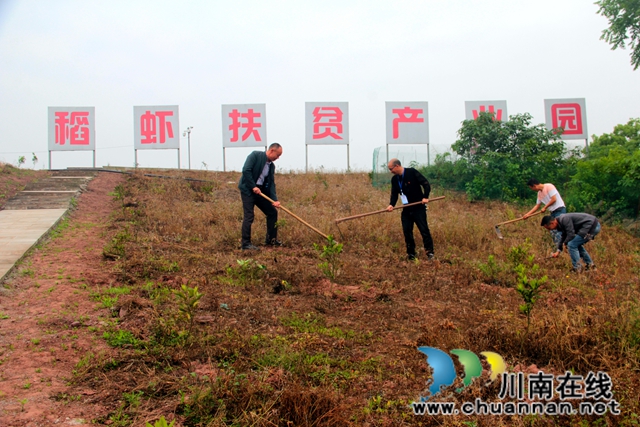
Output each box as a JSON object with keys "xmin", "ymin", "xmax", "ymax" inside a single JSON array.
[{"xmin": 0, "ymin": 0, "xmax": 638, "ymax": 172}]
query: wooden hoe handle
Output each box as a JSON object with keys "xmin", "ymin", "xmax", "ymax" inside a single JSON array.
[
  {"xmin": 335, "ymin": 196, "xmax": 446, "ymax": 224},
  {"xmin": 258, "ymin": 193, "xmax": 330, "ymax": 240}
]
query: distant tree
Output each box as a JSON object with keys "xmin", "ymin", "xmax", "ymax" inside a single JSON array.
[
  {"xmin": 596, "ymin": 0, "xmax": 640, "ymax": 70},
  {"xmin": 565, "ymin": 118, "xmax": 640, "ymax": 218},
  {"xmin": 449, "ymin": 112, "xmax": 568, "ymax": 201}
]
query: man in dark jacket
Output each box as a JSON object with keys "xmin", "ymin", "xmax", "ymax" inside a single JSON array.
[
  {"xmin": 386, "ymin": 158, "xmax": 434, "ymax": 260},
  {"xmin": 238, "ymin": 143, "xmax": 283, "ymax": 250},
  {"xmin": 541, "ymin": 213, "xmax": 601, "ymax": 272}
]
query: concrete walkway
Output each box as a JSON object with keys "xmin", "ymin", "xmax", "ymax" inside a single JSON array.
[
  {"xmin": 0, "ymin": 209, "xmax": 67, "ymax": 278},
  {"xmin": 0, "ymin": 170, "xmax": 97, "ymax": 281}
]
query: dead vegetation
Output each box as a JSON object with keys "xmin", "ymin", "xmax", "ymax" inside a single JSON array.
[
  {"xmin": 5, "ymin": 167, "xmax": 640, "ymax": 426},
  {"xmin": 0, "ymin": 163, "xmax": 51, "ymax": 210}
]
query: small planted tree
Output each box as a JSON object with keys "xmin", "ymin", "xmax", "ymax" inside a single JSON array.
[
  {"xmin": 313, "ymin": 235, "xmax": 343, "ymax": 281},
  {"xmin": 173, "ymin": 284, "xmax": 203, "ymax": 337},
  {"xmin": 514, "ymin": 264, "xmax": 547, "ymax": 333}
]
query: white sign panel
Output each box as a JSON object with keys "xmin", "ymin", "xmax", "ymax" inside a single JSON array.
[
  {"xmin": 221, "ymin": 104, "xmax": 267, "ymax": 148},
  {"xmin": 305, "ymin": 102, "xmax": 349, "ymax": 145},
  {"xmin": 465, "ymin": 100, "xmax": 508, "ymax": 122},
  {"xmin": 133, "ymin": 105, "xmax": 180, "ymax": 150},
  {"xmin": 385, "ymin": 102, "xmax": 429, "ymax": 145},
  {"xmin": 48, "ymin": 107, "xmax": 96, "ymax": 151},
  {"xmin": 544, "ymin": 98, "xmax": 588, "ymax": 140}
]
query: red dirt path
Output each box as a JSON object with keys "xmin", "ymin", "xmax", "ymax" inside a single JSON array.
[{"xmin": 0, "ymin": 172, "xmax": 124, "ymax": 426}]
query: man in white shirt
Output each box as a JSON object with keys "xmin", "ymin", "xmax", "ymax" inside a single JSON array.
[{"xmin": 523, "ymin": 178, "xmax": 566, "ymax": 244}]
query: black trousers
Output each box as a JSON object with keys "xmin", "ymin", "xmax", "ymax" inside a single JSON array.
[
  {"xmin": 401, "ymin": 207, "xmax": 434, "ymax": 256},
  {"xmin": 240, "ymin": 191, "xmax": 278, "ymax": 246}
]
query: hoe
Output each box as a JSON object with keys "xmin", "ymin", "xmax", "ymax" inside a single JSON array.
[
  {"xmin": 334, "ymin": 196, "xmax": 446, "ymax": 224},
  {"xmin": 493, "ymin": 210, "xmax": 543, "ymax": 239},
  {"xmin": 259, "ymin": 193, "xmax": 330, "ymax": 240}
]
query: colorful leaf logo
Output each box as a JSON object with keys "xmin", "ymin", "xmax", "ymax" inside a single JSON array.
[{"xmin": 417, "ymin": 347, "xmax": 506, "ymax": 400}]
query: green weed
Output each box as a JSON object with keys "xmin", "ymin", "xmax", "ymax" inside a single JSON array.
[
  {"xmin": 146, "ymin": 416, "xmax": 175, "ymax": 427},
  {"xmin": 280, "ymin": 312, "xmax": 354, "ymax": 339},
  {"xmin": 225, "ymin": 259, "xmax": 266, "ymax": 285},
  {"xmin": 123, "ymin": 390, "xmax": 144, "ymax": 409},
  {"xmin": 477, "ymin": 254, "xmax": 503, "ymax": 283},
  {"xmin": 103, "ymin": 330, "xmax": 139, "ymax": 348}
]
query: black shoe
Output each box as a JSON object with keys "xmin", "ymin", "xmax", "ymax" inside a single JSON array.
[
  {"xmin": 265, "ymin": 239, "xmax": 283, "ymax": 247},
  {"xmin": 427, "ymin": 252, "xmax": 435, "ymax": 260},
  {"xmin": 408, "ymin": 254, "xmax": 417, "ymax": 261},
  {"xmin": 241, "ymin": 244, "xmax": 260, "ymax": 251},
  {"xmin": 585, "ymin": 263, "xmax": 596, "ymax": 271}
]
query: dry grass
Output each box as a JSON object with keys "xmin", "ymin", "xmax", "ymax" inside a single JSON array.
[
  {"xmin": 80, "ymin": 169, "xmax": 639, "ymax": 426},
  {"xmin": 0, "ymin": 162, "xmax": 51, "ymax": 209}
]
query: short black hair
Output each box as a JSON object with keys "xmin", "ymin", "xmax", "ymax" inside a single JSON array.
[
  {"xmin": 268, "ymin": 143, "xmax": 282, "ymax": 150},
  {"xmin": 540, "ymin": 215, "xmax": 554, "ymax": 226},
  {"xmin": 527, "ymin": 178, "xmax": 541, "ymax": 187}
]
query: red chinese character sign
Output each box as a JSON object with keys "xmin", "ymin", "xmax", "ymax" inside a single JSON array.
[
  {"xmin": 48, "ymin": 107, "xmax": 95, "ymax": 151},
  {"xmin": 48, "ymin": 107, "xmax": 96, "ymax": 169},
  {"xmin": 134, "ymin": 105, "xmax": 180, "ymax": 150},
  {"xmin": 385, "ymin": 102, "xmax": 429, "ymax": 145},
  {"xmin": 465, "ymin": 101, "xmax": 508, "ymax": 122},
  {"xmin": 304, "ymin": 102, "xmax": 349, "ymax": 171},
  {"xmin": 221, "ymin": 104, "xmax": 267, "ymax": 148},
  {"xmin": 305, "ymin": 102, "xmax": 349, "ymax": 145},
  {"xmin": 544, "ymin": 98, "xmax": 588, "ymax": 141}
]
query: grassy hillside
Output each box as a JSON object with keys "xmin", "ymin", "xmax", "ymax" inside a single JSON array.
[
  {"xmin": 0, "ymin": 163, "xmax": 51, "ymax": 209},
  {"xmin": 76, "ymin": 169, "xmax": 640, "ymax": 426}
]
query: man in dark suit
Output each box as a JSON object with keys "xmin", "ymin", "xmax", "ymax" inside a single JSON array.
[
  {"xmin": 386, "ymin": 158, "xmax": 434, "ymax": 261},
  {"xmin": 238, "ymin": 143, "xmax": 283, "ymax": 250}
]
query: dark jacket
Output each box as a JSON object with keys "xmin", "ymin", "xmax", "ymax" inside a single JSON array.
[
  {"xmin": 389, "ymin": 167, "xmax": 431, "ymax": 210},
  {"xmin": 555, "ymin": 213, "xmax": 600, "ymax": 251},
  {"xmin": 238, "ymin": 151, "xmax": 277, "ymax": 200}
]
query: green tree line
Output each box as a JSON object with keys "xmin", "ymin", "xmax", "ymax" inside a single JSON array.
[{"xmin": 421, "ymin": 112, "xmax": 640, "ymax": 220}]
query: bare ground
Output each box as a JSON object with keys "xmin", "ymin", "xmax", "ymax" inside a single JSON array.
[{"xmin": 0, "ymin": 172, "xmax": 125, "ymax": 426}]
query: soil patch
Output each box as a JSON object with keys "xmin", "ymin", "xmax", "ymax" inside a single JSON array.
[{"xmin": 0, "ymin": 172, "xmax": 124, "ymax": 426}]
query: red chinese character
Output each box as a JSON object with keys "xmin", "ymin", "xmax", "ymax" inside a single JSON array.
[
  {"xmin": 312, "ymin": 107, "xmax": 343, "ymax": 139},
  {"xmin": 392, "ymin": 107, "xmax": 424, "ymax": 139},
  {"xmin": 140, "ymin": 111, "xmax": 157, "ymax": 144},
  {"xmin": 155, "ymin": 111, "xmax": 174, "ymax": 143},
  {"xmin": 228, "ymin": 108, "xmax": 262, "ymax": 142},
  {"xmin": 54, "ymin": 112, "xmax": 70, "ymax": 145},
  {"xmin": 69, "ymin": 112, "xmax": 90, "ymax": 145},
  {"xmin": 551, "ymin": 104, "xmax": 582, "ymax": 135},
  {"xmin": 472, "ymin": 105, "xmax": 502, "ymax": 121},
  {"xmin": 140, "ymin": 110, "xmax": 174, "ymax": 144}
]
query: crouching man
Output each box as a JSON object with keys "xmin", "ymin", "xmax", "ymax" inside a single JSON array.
[{"xmin": 541, "ymin": 213, "xmax": 601, "ymax": 272}]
